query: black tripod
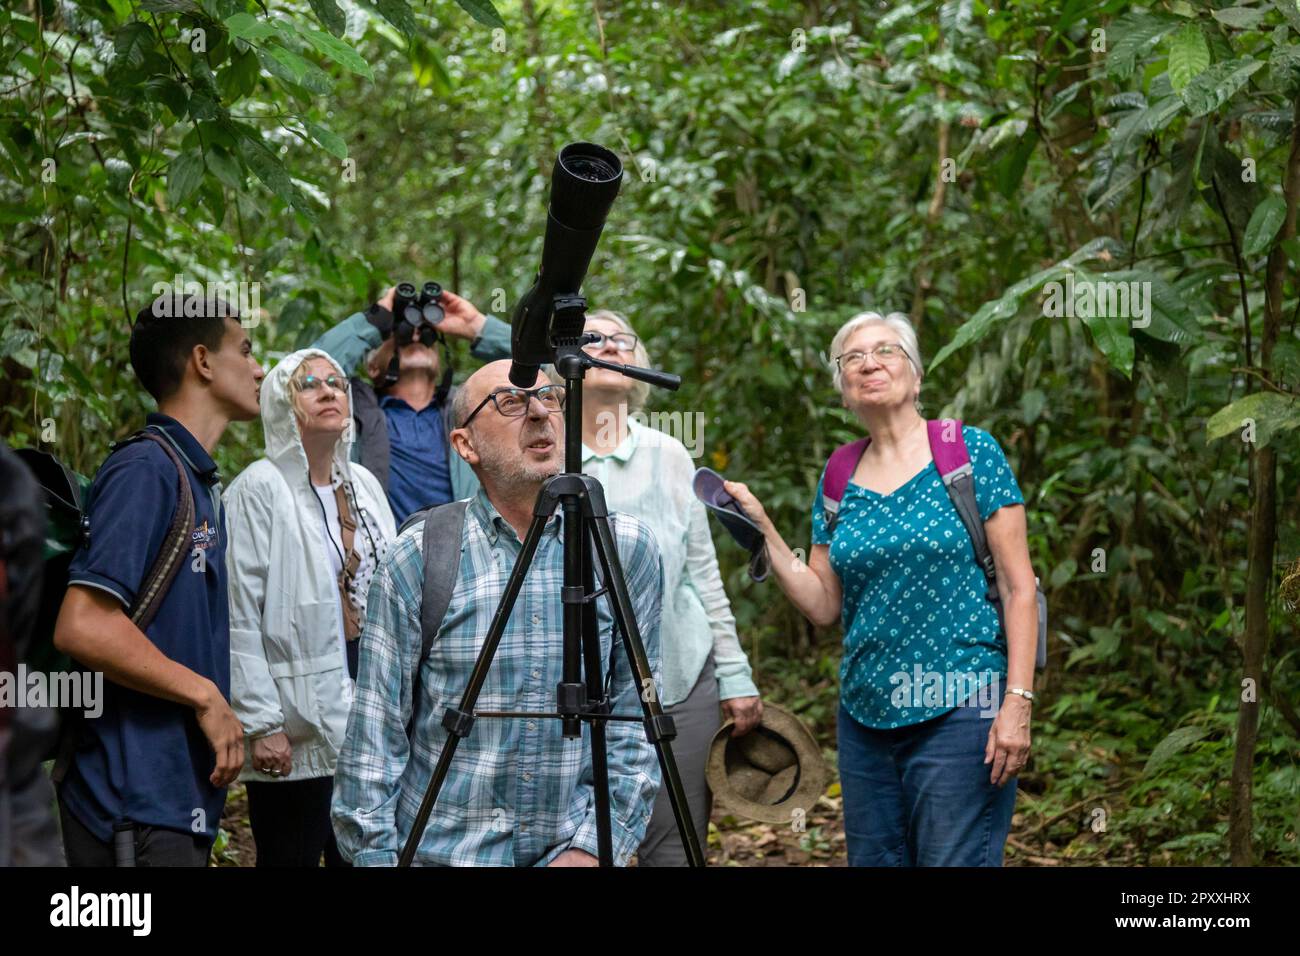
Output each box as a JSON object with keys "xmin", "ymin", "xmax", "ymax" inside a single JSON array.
[{"xmin": 397, "ymin": 295, "xmax": 704, "ymax": 867}]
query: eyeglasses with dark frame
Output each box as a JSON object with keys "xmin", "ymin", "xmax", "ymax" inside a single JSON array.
[
  {"xmin": 834, "ymin": 343, "xmax": 912, "ymax": 372},
  {"xmin": 582, "ymin": 331, "xmax": 639, "ymax": 353},
  {"xmin": 458, "ymin": 384, "xmax": 567, "ymax": 429}
]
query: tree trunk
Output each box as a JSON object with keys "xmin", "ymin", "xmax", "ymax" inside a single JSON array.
[{"xmin": 1229, "ymin": 94, "xmax": 1300, "ymax": 865}]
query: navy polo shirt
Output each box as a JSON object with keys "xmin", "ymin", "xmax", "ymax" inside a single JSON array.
[
  {"xmin": 61, "ymin": 413, "xmax": 230, "ymax": 843},
  {"xmin": 381, "ymin": 393, "xmax": 453, "ymax": 525}
]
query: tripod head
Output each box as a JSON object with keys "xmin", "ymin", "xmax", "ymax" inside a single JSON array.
[{"xmin": 546, "ymin": 295, "xmax": 680, "ymax": 475}]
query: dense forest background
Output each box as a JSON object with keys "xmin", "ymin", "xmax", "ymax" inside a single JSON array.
[{"xmin": 3, "ymin": 0, "xmax": 1299, "ymax": 865}]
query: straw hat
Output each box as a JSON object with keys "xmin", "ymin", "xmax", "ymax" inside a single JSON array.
[{"xmin": 706, "ymin": 702, "xmax": 829, "ymax": 825}]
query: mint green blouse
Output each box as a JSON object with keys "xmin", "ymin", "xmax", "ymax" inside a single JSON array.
[{"xmin": 583, "ymin": 419, "xmax": 760, "ymax": 707}]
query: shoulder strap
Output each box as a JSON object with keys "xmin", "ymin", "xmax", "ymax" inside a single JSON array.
[
  {"xmin": 122, "ymin": 430, "xmax": 195, "ymax": 632},
  {"xmin": 51, "ymin": 429, "xmax": 193, "ymax": 786},
  {"xmin": 927, "ymin": 420, "xmax": 990, "ymax": 577},
  {"xmin": 928, "ymin": 420, "xmax": 996, "ymax": 587},
  {"xmin": 404, "ymin": 499, "xmax": 469, "ymax": 738},
  {"xmin": 822, "ymin": 437, "xmax": 870, "ymax": 532}
]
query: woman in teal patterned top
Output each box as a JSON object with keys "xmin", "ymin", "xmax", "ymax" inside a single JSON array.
[{"xmin": 726, "ymin": 311, "xmax": 1038, "ymax": 866}]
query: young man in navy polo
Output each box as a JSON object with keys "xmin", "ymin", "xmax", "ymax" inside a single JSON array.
[{"xmin": 53, "ymin": 294, "xmax": 264, "ymax": 866}]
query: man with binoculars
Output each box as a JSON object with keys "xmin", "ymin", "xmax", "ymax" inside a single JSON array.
[{"xmin": 312, "ymin": 284, "xmax": 511, "ymax": 524}]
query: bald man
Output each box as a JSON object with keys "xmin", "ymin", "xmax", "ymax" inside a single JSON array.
[{"xmin": 332, "ymin": 361, "xmax": 665, "ymax": 866}]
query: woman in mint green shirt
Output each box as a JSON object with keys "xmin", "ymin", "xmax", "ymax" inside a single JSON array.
[
  {"xmin": 568, "ymin": 309, "xmax": 762, "ymax": 867},
  {"xmin": 726, "ymin": 311, "xmax": 1039, "ymax": 866}
]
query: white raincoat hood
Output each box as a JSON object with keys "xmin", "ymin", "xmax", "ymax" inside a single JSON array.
[
  {"xmin": 225, "ymin": 347, "xmax": 396, "ymax": 783},
  {"xmin": 260, "ymin": 347, "xmax": 355, "ymax": 488}
]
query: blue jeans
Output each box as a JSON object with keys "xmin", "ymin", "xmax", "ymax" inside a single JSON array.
[{"xmin": 837, "ymin": 695, "xmax": 1017, "ymax": 866}]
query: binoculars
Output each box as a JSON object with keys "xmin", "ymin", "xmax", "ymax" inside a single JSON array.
[{"xmin": 393, "ymin": 281, "xmax": 445, "ymax": 346}]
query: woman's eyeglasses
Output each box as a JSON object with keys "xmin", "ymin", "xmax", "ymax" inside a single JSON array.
[
  {"xmin": 835, "ymin": 344, "xmax": 911, "ymax": 371},
  {"xmin": 459, "ymin": 384, "xmax": 567, "ymax": 429},
  {"xmin": 296, "ymin": 373, "xmax": 348, "ymax": 393},
  {"xmin": 582, "ymin": 332, "xmax": 639, "ymax": 353}
]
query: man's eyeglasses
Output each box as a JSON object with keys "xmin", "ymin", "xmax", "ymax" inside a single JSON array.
[
  {"xmin": 295, "ymin": 373, "xmax": 348, "ymax": 393},
  {"xmin": 835, "ymin": 344, "xmax": 911, "ymax": 372},
  {"xmin": 459, "ymin": 385, "xmax": 566, "ymax": 429},
  {"xmin": 582, "ymin": 332, "xmax": 639, "ymax": 353}
]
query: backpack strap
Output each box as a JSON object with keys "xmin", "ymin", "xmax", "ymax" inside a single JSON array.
[
  {"xmin": 401, "ymin": 499, "xmax": 469, "ymax": 738},
  {"xmin": 928, "ymin": 420, "xmax": 1046, "ymax": 669},
  {"xmin": 822, "ymin": 437, "xmax": 870, "ymax": 534},
  {"xmin": 927, "ymin": 420, "xmax": 996, "ymax": 589},
  {"xmin": 51, "ymin": 428, "xmax": 194, "ymax": 785},
  {"xmin": 125, "ymin": 431, "xmax": 196, "ymax": 632}
]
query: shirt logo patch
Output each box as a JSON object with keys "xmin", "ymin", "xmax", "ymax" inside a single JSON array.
[{"xmin": 191, "ymin": 519, "xmax": 219, "ymax": 550}]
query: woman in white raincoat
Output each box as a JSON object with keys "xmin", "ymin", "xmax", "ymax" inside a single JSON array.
[{"xmin": 225, "ymin": 347, "xmax": 396, "ymax": 867}]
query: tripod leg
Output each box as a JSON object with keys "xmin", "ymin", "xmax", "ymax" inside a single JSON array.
[
  {"xmin": 587, "ymin": 515, "xmax": 706, "ymax": 867},
  {"xmin": 579, "ymin": 519, "xmax": 614, "ymax": 865},
  {"xmin": 397, "ymin": 511, "xmax": 552, "ymax": 867}
]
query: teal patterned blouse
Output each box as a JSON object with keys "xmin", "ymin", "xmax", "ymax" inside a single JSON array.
[{"xmin": 811, "ymin": 425, "xmax": 1025, "ymax": 729}]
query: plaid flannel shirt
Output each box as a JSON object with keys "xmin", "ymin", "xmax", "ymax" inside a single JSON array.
[{"xmin": 332, "ymin": 487, "xmax": 665, "ymax": 866}]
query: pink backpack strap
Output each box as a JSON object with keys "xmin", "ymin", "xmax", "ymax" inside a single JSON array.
[
  {"xmin": 927, "ymin": 418, "xmax": 970, "ymax": 478},
  {"xmin": 822, "ymin": 437, "xmax": 870, "ymax": 530}
]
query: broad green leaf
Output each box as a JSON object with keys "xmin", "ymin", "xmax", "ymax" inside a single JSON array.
[
  {"xmin": 1079, "ymin": 303, "xmax": 1134, "ymax": 379},
  {"xmin": 237, "ymin": 132, "xmax": 318, "ymax": 223},
  {"xmin": 206, "ymin": 147, "xmax": 244, "ymax": 189},
  {"xmin": 113, "ymin": 22, "xmax": 155, "ymax": 69},
  {"xmin": 930, "ymin": 237, "xmax": 1127, "ymax": 370},
  {"xmin": 1207, "ymin": 391, "xmax": 1300, "ymax": 447},
  {"xmin": 1144, "ymin": 726, "xmax": 1210, "ymax": 776},
  {"xmin": 139, "ymin": 0, "xmax": 200, "ymax": 11},
  {"xmin": 1107, "ymin": 13, "xmax": 1180, "ymax": 80},
  {"xmin": 104, "ymin": 157, "xmax": 133, "ymax": 193},
  {"xmin": 257, "ymin": 46, "xmax": 327, "ymax": 93},
  {"xmin": 1242, "ymin": 196, "xmax": 1287, "ymax": 256},
  {"xmin": 455, "ymin": 0, "xmax": 506, "ymax": 28},
  {"xmin": 371, "ymin": 0, "xmax": 418, "ymax": 37},
  {"xmin": 301, "ymin": 27, "xmax": 375, "ymax": 80},
  {"xmin": 144, "ymin": 75, "xmax": 188, "ymax": 120},
  {"xmin": 307, "ymin": 0, "xmax": 348, "ymax": 36},
  {"xmin": 167, "ymin": 150, "xmax": 204, "ymax": 204},
  {"xmin": 1212, "ymin": 7, "xmax": 1265, "ymax": 30},
  {"xmin": 1167, "ymin": 23, "xmax": 1209, "ymax": 92},
  {"xmin": 1180, "ymin": 58, "xmax": 1263, "ymax": 116},
  {"xmin": 1269, "ymin": 44, "xmax": 1300, "ymax": 90},
  {"xmin": 1277, "ymin": 0, "xmax": 1300, "ymax": 34},
  {"xmin": 225, "ymin": 13, "xmax": 278, "ymax": 42},
  {"xmin": 303, "ymin": 118, "xmax": 348, "ymax": 159}
]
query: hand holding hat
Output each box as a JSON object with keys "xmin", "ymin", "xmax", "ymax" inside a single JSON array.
[{"xmin": 706, "ymin": 702, "xmax": 829, "ymax": 825}]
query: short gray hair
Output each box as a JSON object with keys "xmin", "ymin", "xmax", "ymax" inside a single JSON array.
[
  {"xmin": 451, "ymin": 381, "xmax": 475, "ymax": 431},
  {"xmin": 829, "ymin": 311, "xmax": 923, "ymax": 392},
  {"xmin": 546, "ymin": 308, "xmax": 652, "ymax": 412}
]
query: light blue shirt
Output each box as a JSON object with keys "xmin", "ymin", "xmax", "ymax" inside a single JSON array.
[
  {"xmin": 332, "ymin": 488, "xmax": 664, "ymax": 866},
  {"xmin": 583, "ymin": 419, "xmax": 759, "ymax": 707}
]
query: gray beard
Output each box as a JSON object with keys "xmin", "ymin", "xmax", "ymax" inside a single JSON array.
[{"xmin": 474, "ymin": 439, "xmax": 561, "ymax": 490}]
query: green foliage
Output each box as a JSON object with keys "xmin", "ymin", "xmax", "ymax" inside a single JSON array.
[{"xmin": 3, "ymin": 0, "xmax": 1299, "ymax": 865}]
